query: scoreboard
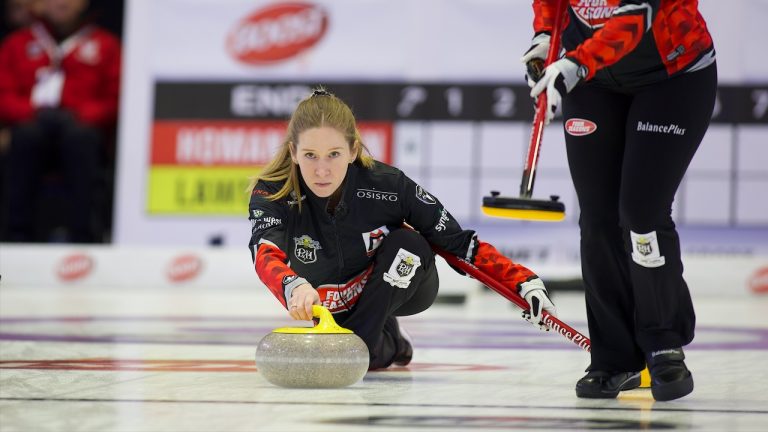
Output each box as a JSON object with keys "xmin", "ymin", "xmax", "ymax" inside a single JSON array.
[{"xmin": 149, "ymin": 81, "xmax": 768, "ymax": 227}]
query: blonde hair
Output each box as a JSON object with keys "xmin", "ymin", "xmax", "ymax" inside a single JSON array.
[{"xmin": 248, "ymin": 89, "xmax": 374, "ymax": 211}]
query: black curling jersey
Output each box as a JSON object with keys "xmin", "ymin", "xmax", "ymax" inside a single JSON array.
[{"xmin": 248, "ymin": 161, "xmax": 538, "ymax": 313}]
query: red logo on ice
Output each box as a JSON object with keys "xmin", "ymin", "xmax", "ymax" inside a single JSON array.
[
  {"xmin": 227, "ymin": 2, "xmax": 329, "ymax": 65},
  {"xmin": 749, "ymin": 267, "xmax": 768, "ymax": 294},
  {"xmin": 167, "ymin": 254, "xmax": 203, "ymax": 283},
  {"xmin": 565, "ymin": 118, "xmax": 598, "ymax": 136},
  {"xmin": 57, "ymin": 253, "xmax": 94, "ymax": 281}
]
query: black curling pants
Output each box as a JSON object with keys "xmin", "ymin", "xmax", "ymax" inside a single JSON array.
[
  {"xmin": 338, "ymin": 229, "xmax": 439, "ymax": 369},
  {"xmin": 562, "ymin": 64, "xmax": 717, "ymax": 372}
]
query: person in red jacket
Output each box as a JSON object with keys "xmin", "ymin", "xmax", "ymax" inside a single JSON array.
[
  {"xmin": 523, "ymin": 0, "xmax": 716, "ymax": 401},
  {"xmin": 0, "ymin": 0, "xmax": 121, "ymax": 242},
  {"xmin": 248, "ymin": 89, "xmax": 557, "ymax": 370}
]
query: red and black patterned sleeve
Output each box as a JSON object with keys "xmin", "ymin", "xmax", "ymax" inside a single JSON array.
[
  {"xmin": 567, "ymin": 1, "xmax": 659, "ymax": 80},
  {"xmin": 532, "ymin": 0, "xmax": 560, "ymax": 34},
  {"xmin": 473, "ymin": 241, "xmax": 539, "ymax": 294},
  {"xmin": 248, "ymin": 185, "xmax": 306, "ymax": 309}
]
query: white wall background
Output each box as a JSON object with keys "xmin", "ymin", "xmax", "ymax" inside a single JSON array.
[{"xmin": 114, "ymin": 0, "xmax": 768, "ymax": 255}]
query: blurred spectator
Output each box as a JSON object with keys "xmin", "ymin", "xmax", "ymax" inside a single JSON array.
[{"xmin": 0, "ymin": 0, "xmax": 121, "ymax": 243}]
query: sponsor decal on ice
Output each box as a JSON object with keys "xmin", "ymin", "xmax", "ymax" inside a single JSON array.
[
  {"xmin": 630, "ymin": 231, "xmax": 666, "ymax": 268},
  {"xmin": 362, "ymin": 226, "xmax": 390, "ymax": 256},
  {"xmin": 227, "ymin": 2, "xmax": 329, "ymax": 65},
  {"xmin": 565, "ymin": 118, "xmax": 597, "ymax": 136},
  {"xmin": 294, "ymin": 235, "xmax": 322, "ymax": 264},
  {"xmin": 167, "ymin": 254, "xmax": 203, "ymax": 283},
  {"xmin": 355, "ymin": 188, "xmax": 398, "ymax": 202},
  {"xmin": 57, "ymin": 253, "xmax": 94, "ymax": 282}
]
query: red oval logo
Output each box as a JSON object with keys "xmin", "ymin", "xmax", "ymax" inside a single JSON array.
[
  {"xmin": 57, "ymin": 253, "xmax": 94, "ymax": 282},
  {"xmin": 227, "ymin": 2, "xmax": 329, "ymax": 65},
  {"xmin": 565, "ymin": 118, "xmax": 598, "ymax": 136},
  {"xmin": 167, "ymin": 254, "xmax": 203, "ymax": 283},
  {"xmin": 749, "ymin": 267, "xmax": 768, "ymax": 294}
]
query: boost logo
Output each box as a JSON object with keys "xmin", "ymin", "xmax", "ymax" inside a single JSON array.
[
  {"xmin": 227, "ymin": 2, "xmax": 329, "ymax": 65},
  {"xmin": 565, "ymin": 118, "xmax": 597, "ymax": 136},
  {"xmin": 749, "ymin": 267, "xmax": 768, "ymax": 294},
  {"xmin": 167, "ymin": 254, "xmax": 203, "ymax": 283},
  {"xmin": 57, "ymin": 253, "xmax": 94, "ymax": 282}
]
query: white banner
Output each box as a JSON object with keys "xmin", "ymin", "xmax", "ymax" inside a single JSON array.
[{"xmin": 115, "ymin": 0, "xmax": 768, "ymax": 247}]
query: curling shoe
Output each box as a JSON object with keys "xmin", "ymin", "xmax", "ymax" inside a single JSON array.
[
  {"xmin": 575, "ymin": 370, "xmax": 641, "ymax": 398},
  {"xmin": 646, "ymin": 348, "xmax": 693, "ymax": 401},
  {"xmin": 387, "ymin": 317, "xmax": 413, "ymax": 366}
]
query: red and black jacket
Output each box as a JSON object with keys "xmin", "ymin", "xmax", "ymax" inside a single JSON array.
[
  {"xmin": 533, "ymin": 0, "xmax": 715, "ymax": 88},
  {"xmin": 248, "ymin": 161, "xmax": 537, "ymax": 313}
]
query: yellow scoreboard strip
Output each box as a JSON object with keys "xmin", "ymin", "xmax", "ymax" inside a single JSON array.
[{"xmin": 147, "ymin": 166, "xmax": 262, "ymax": 215}]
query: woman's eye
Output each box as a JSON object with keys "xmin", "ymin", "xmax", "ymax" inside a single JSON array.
[
  {"xmin": 304, "ymin": 153, "xmax": 316, "ymax": 159},
  {"xmin": 329, "ymin": 151, "xmax": 341, "ymax": 158}
]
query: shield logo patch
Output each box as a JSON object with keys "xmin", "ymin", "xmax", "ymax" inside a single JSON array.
[
  {"xmin": 630, "ymin": 230, "xmax": 665, "ymax": 268},
  {"xmin": 383, "ymin": 248, "xmax": 422, "ymax": 289},
  {"xmin": 293, "ymin": 235, "xmax": 322, "ymax": 264}
]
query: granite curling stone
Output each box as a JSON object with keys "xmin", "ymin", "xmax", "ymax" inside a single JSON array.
[{"xmin": 255, "ymin": 305, "xmax": 369, "ymax": 388}]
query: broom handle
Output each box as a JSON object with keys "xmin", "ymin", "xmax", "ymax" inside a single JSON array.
[
  {"xmin": 433, "ymin": 247, "xmax": 591, "ymax": 353},
  {"xmin": 520, "ymin": 0, "xmax": 568, "ymax": 198}
]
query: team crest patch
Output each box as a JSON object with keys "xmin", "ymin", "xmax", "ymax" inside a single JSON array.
[
  {"xmin": 416, "ymin": 185, "xmax": 437, "ymax": 205},
  {"xmin": 383, "ymin": 248, "xmax": 421, "ymax": 289},
  {"xmin": 630, "ymin": 231, "xmax": 665, "ymax": 268},
  {"xmin": 294, "ymin": 235, "xmax": 322, "ymax": 264},
  {"xmin": 362, "ymin": 226, "xmax": 390, "ymax": 256}
]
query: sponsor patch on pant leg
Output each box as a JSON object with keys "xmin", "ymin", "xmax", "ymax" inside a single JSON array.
[
  {"xmin": 630, "ymin": 230, "xmax": 666, "ymax": 268},
  {"xmin": 383, "ymin": 248, "xmax": 422, "ymax": 289}
]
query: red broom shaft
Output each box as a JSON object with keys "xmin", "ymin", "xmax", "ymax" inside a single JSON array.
[
  {"xmin": 521, "ymin": 0, "xmax": 568, "ymax": 197},
  {"xmin": 434, "ymin": 247, "xmax": 591, "ymax": 353}
]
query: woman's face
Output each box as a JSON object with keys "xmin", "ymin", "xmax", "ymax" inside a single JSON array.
[{"xmin": 293, "ymin": 127, "xmax": 356, "ymax": 198}]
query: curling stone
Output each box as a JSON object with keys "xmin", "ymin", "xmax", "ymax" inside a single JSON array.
[{"xmin": 255, "ymin": 305, "xmax": 369, "ymax": 388}]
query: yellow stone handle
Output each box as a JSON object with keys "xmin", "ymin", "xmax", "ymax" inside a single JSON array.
[{"xmin": 272, "ymin": 305, "xmax": 353, "ymax": 334}]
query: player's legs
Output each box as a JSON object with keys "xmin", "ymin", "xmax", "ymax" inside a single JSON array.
[
  {"xmin": 339, "ymin": 229, "xmax": 437, "ymax": 369},
  {"xmin": 621, "ymin": 63, "xmax": 717, "ymax": 400}
]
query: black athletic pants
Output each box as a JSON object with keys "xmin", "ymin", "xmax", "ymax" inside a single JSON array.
[
  {"xmin": 338, "ymin": 229, "xmax": 439, "ymax": 369},
  {"xmin": 3, "ymin": 109, "xmax": 103, "ymax": 243},
  {"xmin": 562, "ymin": 64, "xmax": 717, "ymax": 372}
]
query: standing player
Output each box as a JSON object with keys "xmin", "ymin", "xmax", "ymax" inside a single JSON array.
[
  {"xmin": 522, "ymin": 0, "xmax": 717, "ymax": 401},
  {"xmin": 248, "ymin": 89, "xmax": 557, "ymax": 370}
]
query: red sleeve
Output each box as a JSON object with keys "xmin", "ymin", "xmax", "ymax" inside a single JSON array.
[
  {"xmin": 566, "ymin": 4, "xmax": 651, "ymax": 80},
  {"xmin": 0, "ymin": 34, "xmax": 35, "ymax": 125},
  {"xmin": 533, "ymin": 0, "xmax": 557, "ymax": 34},
  {"xmin": 255, "ymin": 241, "xmax": 301, "ymax": 308},
  {"xmin": 75, "ymin": 32, "xmax": 121, "ymax": 128},
  {"xmin": 473, "ymin": 241, "xmax": 538, "ymax": 294}
]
